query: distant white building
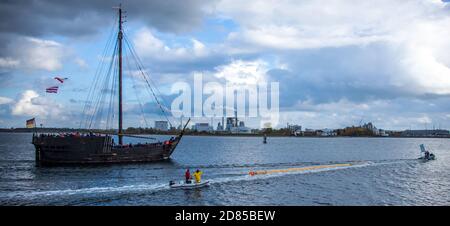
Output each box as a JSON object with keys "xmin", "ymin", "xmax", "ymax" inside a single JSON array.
[
  {"xmin": 379, "ymin": 129, "xmax": 388, "ymax": 137},
  {"xmin": 154, "ymin": 121, "xmax": 168, "ymax": 131},
  {"xmin": 222, "ymin": 117, "xmax": 251, "ymax": 134},
  {"xmin": 194, "ymin": 123, "xmax": 213, "ymax": 132},
  {"xmin": 288, "ymin": 124, "xmax": 302, "ymax": 136},
  {"xmin": 234, "ymin": 121, "xmax": 251, "ymax": 134},
  {"xmin": 321, "ymin": 128, "xmax": 337, "ymax": 136},
  {"xmin": 230, "ymin": 125, "xmax": 251, "ymax": 134},
  {"xmin": 363, "ymin": 122, "xmax": 380, "ymax": 135}
]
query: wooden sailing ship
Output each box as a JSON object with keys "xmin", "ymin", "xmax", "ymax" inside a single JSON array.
[{"xmin": 32, "ymin": 5, "xmax": 189, "ymax": 166}]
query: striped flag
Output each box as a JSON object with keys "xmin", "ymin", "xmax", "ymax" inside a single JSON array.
[
  {"xmin": 46, "ymin": 86, "xmax": 59, "ymax": 93},
  {"xmin": 54, "ymin": 77, "xmax": 68, "ymax": 83},
  {"xmin": 26, "ymin": 118, "xmax": 36, "ymax": 128}
]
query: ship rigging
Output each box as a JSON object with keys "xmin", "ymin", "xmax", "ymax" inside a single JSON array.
[{"xmin": 32, "ymin": 5, "xmax": 190, "ymax": 166}]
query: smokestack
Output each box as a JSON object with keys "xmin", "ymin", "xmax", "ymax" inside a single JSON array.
[{"xmin": 234, "ymin": 108, "xmax": 238, "ymax": 127}]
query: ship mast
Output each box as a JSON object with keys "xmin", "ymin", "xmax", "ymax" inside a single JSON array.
[{"xmin": 117, "ymin": 5, "xmax": 124, "ymax": 145}]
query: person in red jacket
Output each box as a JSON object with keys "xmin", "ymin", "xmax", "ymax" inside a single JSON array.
[{"xmin": 185, "ymin": 169, "xmax": 192, "ymax": 184}]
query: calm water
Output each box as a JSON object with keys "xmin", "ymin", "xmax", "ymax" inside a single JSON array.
[{"xmin": 0, "ymin": 132, "xmax": 449, "ymax": 206}]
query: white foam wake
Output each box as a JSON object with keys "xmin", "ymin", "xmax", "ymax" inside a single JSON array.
[
  {"xmin": 2, "ymin": 161, "xmax": 389, "ymax": 199},
  {"xmin": 208, "ymin": 161, "xmax": 374, "ymax": 185}
]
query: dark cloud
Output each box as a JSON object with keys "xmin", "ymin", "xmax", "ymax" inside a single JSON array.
[
  {"xmin": 0, "ymin": 0, "xmax": 216, "ymax": 37},
  {"xmin": 266, "ymin": 43, "xmax": 425, "ymax": 108}
]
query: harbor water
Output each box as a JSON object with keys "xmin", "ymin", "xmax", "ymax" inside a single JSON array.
[{"xmin": 0, "ymin": 133, "xmax": 449, "ymax": 205}]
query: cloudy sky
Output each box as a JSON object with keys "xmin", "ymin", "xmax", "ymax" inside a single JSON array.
[{"xmin": 1, "ymin": 0, "xmax": 450, "ymax": 130}]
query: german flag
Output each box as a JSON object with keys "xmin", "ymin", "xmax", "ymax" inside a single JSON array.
[{"xmin": 26, "ymin": 118, "xmax": 36, "ymax": 128}]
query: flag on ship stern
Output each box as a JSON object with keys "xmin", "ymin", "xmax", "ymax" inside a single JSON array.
[{"xmin": 26, "ymin": 118, "xmax": 36, "ymax": 128}]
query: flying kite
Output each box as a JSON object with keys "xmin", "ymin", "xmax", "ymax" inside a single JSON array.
[
  {"xmin": 54, "ymin": 77, "xmax": 68, "ymax": 83},
  {"xmin": 46, "ymin": 86, "xmax": 59, "ymax": 93}
]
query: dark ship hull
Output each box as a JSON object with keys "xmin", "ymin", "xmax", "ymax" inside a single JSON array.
[{"xmin": 32, "ymin": 134, "xmax": 183, "ymax": 166}]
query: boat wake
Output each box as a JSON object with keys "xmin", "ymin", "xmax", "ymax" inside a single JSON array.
[
  {"xmin": 208, "ymin": 161, "xmax": 375, "ymax": 185},
  {"xmin": 1, "ymin": 159, "xmax": 412, "ymax": 201}
]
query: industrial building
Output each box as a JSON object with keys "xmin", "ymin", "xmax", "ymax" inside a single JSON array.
[
  {"xmin": 154, "ymin": 121, "xmax": 168, "ymax": 131},
  {"xmin": 193, "ymin": 123, "xmax": 213, "ymax": 132}
]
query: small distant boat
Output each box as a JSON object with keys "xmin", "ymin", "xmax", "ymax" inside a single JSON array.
[
  {"xmin": 169, "ymin": 181, "xmax": 210, "ymax": 189},
  {"xmin": 418, "ymin": 144, "xmax": 436, "ymax": 161},
  {"xmin": 418, "ymin": 154, "xmax": 436, "ymax": 161}
]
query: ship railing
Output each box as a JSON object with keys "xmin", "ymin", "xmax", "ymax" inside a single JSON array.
[
  {"xmin": 112, "ymin": 141, "xmax": 165, "ymax": 149},
  {"xmin": 35, "ymin": 132, "xmax": 109, "ymax": 139}
]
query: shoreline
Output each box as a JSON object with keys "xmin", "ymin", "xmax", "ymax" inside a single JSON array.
[{"xmin": 0, "ymin": 130, "xmax": 448, "ymax": 139}]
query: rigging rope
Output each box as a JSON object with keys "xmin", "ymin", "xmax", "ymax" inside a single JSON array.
[
  {"xmin": 124, "ymin": 48, "xmax": 150, "ymax": 128},
  {"xmin": 123, "ymin": 34, "xmax": 173, "ymax": 128},
  {"xmin": 106, "ymin": 51, "xmax": 118, "ymax": 130},
  {"xmin": 78, "ymin": 15, "xmax": 177, "ymax": 133},
  {"xmin": 88, "ymin": 39, "xmax": 118, "ymax": 129},
  {"xmin": 80, "ymin": 13, "xmax": 118, "ymax": 129},
  {"xmin": 123, "ymin": 33, "xmax": 171, "ymax": 109}
]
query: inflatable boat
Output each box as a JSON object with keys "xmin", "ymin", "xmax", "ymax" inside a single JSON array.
[
  {"xmin": 418, "ymin": 144, "xmax": 436, "ymax": 161},
  {"xmin": 169, "ymin": 180, "xmax": 210, "ymax": 189}
]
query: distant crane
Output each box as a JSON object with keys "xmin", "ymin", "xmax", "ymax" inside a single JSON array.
[{"xmin": 358, "ymin": 117, "xmax": 364, "ymax": 127}]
